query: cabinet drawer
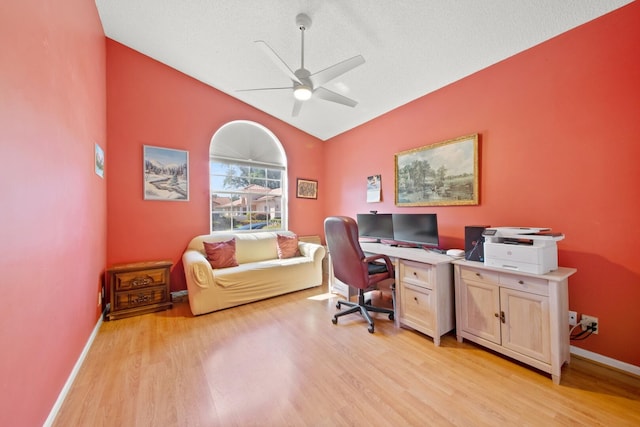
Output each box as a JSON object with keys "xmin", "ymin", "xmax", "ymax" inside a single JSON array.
[
  {"xmin": 500, "ymin": 274, "xmax": 548, "ymax": 296},
  {"xmin": 460, "ymin": 266, "xmax": 499, "ymax": 285},
  {"xmin": 401, "ymin": 261, "xmax": 432, "ymax": 289},
  {"xmin": 113, "ymin": 268, "xmax": 168, "ymax": 291},
  {"xmin": 114, "ymin": 286, "xmax": 168, "ymax": 310}
]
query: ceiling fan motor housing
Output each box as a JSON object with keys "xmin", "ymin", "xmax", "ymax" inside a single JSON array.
[{"xmin": 296, "ymin": 13, "xmax": 312, "ymax": 30}]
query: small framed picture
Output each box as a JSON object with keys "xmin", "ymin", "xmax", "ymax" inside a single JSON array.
[
  {"xmin": 296, "ymin": 178, "xmax": 318, "ymax": 199},
  {"xmin": 143, "ymin": 145, "xmax": 189, "ymax": 201},
  {"xmin": 95, "ymin": 143, "xmax": 105, "ymax": 178}
]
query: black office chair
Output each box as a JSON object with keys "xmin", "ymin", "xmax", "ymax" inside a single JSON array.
[{"xmin": 324, "ymin": 216, "xmax": 395, "ymax": 333}]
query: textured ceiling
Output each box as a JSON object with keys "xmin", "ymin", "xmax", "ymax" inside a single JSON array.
[{"xmin": 95, "ymin": 0, "xmax": 632, "ymax": 141}]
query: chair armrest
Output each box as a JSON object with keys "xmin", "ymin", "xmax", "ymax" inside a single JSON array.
[
  {"xmin": 363, "ymin": 253, "xmax": 395, "ymax": 275},
  {"xmin": 182, "ymin": 250, "xmax": 214, "ymax": 289},
  {"xmin": 298, "ymin": 242, "xmax": 326, "ymax": 263}
]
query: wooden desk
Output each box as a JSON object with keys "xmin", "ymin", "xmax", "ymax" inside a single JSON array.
[{"xmin": 359, "ymin": 243, "xmax": 455, "ymax": 346}]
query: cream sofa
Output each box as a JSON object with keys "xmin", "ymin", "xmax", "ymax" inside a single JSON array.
[{"xmin": 182, "ymin": 231, "xmax": 326, "ymax": 315}]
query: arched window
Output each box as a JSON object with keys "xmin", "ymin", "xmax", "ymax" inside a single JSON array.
[{"xmin": 209, "ymin": 121, "xmax": 287, "ymax": 232}]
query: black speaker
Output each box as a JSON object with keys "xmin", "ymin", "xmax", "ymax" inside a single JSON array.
[{"xmin": 465, "ymin": 225, "xmax": 491, "ymax": 262}]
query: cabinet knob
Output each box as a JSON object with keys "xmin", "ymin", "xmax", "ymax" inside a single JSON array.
[
  {"xmin": 494, "ymin": 311, "xmax": 506, "ymax": 323},
  {"xmin": 518, "ymin": 280, "xmax": 524, "ymax": 285}
]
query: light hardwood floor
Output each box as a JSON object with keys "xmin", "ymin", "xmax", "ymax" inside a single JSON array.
[{"xmin": 53, "ymin": 285, "xmax": 640, "ymax": 426}]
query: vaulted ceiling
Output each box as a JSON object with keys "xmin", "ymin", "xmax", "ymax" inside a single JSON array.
[{"xmin": 95, "ymin": 0, "xmax": 633, "ymax": 141}]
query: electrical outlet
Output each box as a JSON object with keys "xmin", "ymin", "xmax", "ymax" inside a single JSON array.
[
  {"xmin": 98, "ymin": 291, "xmax": 102, "ymax": 306},
  {"xmin": 568, "ymin": 311, "xmax": 577, "ymax": 326},
  {"xmin": 581, "ymin": 314, "xmax": 598, "ymax": 334}
]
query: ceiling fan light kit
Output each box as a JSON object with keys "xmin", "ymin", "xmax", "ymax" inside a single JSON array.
[
  {"xmin": 239, "ymin": 12, "xmax": 365, "ymax": 116},
  {"xmin": 293, "ymin": 86, "xmax": 312, "ymax": 101}
]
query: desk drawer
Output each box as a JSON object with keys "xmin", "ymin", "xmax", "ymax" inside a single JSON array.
[
  {"xmin": 402, "ymin": 284, "xmax": 434, "ymax": 330},
  {"xmin": 401, "ymin": 260, "xmax": 432, "ymax": 289}
]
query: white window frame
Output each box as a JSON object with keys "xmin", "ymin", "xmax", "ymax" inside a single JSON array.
[{"xmin": 209, "ymin": 121, "xmax": 287, "ymax": 233}]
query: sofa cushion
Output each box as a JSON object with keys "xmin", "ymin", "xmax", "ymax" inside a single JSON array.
[
  {"xmin": 234, "ymin": 232, "xmax": 279, "ymax": 264},
  {"xmin": 212, "ymin": 257, "xmax": 314, "ymax": 288},
  {"xmin": 276, "ymin": 233, "xmax": 301, "ymax": 259},
  {"xmin": 203, "ymin": 239, "xmax": 239, "ymax": 269}
]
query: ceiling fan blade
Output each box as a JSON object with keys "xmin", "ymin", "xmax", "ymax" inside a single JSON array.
[
  {"xmin": 292, "ymin": 99, "xmax": 304, "ymax": 117},
  {"xmin": 255, "ymin": 40, "xmax": 301, "ymax": 84},
  {"xmin": 236, "ymin": 87, "xmax": 291, "ymax": 92},
  {"xmin": 309, "ymin": 55, "xmax": 365, "ymax": 87},
  {"xmin": 314, "ymin": 87, "xmax": 358, "ymax": 108}
]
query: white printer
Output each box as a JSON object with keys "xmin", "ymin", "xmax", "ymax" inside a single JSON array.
[{"xmin": 482, "ymin": 227, "xmax": 564, "ymax": 274}]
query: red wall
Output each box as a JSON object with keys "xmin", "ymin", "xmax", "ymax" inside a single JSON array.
[
  {"xmin": 325, "ymin": 2, "xmax": 640, "ymax": 366},
  {"xmin": 1, "ymin": 3, "xmax": 636, "ymax": 425},
  {"xmin": 106, "ymin": 41, "xmax": 326, "ymax": 290},
  {"xmin": 0, "ymin": 1, "xmax": 107, "ymax": 425}
]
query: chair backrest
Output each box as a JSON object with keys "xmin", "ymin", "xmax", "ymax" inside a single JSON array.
[{"xmin": 324, "ymin": 216, "xmax": 373, "ymax": 290}]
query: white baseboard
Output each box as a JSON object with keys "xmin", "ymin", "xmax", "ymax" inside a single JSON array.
[
  {"xmin": 570, "ymin": 345, "xmax": 640, "ymax": 377},
  {"xmin": 43, "ymin": 314, "xmax": 104, "ymax": 427}
]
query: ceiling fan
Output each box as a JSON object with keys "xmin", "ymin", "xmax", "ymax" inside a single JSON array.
[{"xmin": 238, "ymin": 13, "xmax": 365, "ymax": 117}]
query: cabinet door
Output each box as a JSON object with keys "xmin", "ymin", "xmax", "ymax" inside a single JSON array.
[
  {"xmin": 500, "ymin": 287, "xmax": 551, "ymax": 363},
  {"xmin": 459, "ymin": 278, "xmax": 501, "ymax": 344}
]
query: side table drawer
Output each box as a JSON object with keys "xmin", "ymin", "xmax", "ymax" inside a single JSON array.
[
  {"xmin": 113, "ymin": 268, "xmax": 168, "ymax": 291},
  {"xmin": 114, "ymin": 286, "xmax": 168, "ymax": 311}
]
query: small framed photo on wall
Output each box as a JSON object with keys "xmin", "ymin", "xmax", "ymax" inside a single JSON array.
[
  {"xmin": 95, "ymin": 143, "xmax": 105, "ymax": 178},
  {"xmin": 296, "ymin": 178, "xmax": 318, "ymax": 199}
]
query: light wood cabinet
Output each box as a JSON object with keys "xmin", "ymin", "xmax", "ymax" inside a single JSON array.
[
  {"xmin": 453, "ymin": 260, "xmax": 576, "ymax": 383},
  {"xmin": 397, "ymin": 259, "xmax": 454, "ymax": 346}
]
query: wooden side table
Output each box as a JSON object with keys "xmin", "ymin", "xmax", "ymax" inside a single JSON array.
[{"xmin": 107, "ymin": 260, "xmax": 173, "ymax": 320}]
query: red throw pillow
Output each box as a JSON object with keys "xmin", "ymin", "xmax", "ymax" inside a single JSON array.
[
  {"xmin": 276, "ymin": 234, "xmax": 300, "ymax": 259},
  {"xmin": 203, "ymin": 239, "xmax": 239, "ymax": 269}
]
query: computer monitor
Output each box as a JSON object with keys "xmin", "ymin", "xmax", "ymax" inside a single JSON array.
[
  {"xmin": 392, "ymin": 213, "xmax": 439, "ymax": 247},
  {"xmin": 356, "ymin": 213, "xmax": 394, "ymax": 241}
]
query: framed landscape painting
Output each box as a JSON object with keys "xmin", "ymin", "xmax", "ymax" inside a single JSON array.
[
  {"xmin": 395, "ymin": 134, "xmax": 479, "ymax": 206},
  {"xmin": 143, "ymin": 145, "xmax": 189, "ymax": 201}
]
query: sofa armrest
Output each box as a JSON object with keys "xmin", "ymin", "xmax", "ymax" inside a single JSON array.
[
  {"xmin": 182, "ymin": 249, "xmax": 214, "ymax": 290},
  {"xmin": 298, "ymin": 242, "xmax": 326, "ymax": 264}
]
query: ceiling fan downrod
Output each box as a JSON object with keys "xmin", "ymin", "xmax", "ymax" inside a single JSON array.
[{"xmin": 296, "ymin": 13, "xmax": 312, "ymax": 70}]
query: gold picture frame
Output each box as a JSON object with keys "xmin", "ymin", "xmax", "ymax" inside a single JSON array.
[
  {"xmin": 395, "ymin": 134, "xmax": 479, "ymax": 206},
  {"xmin": 296, "ymin": 178, "xmax": 318, "ymax": 199}
]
